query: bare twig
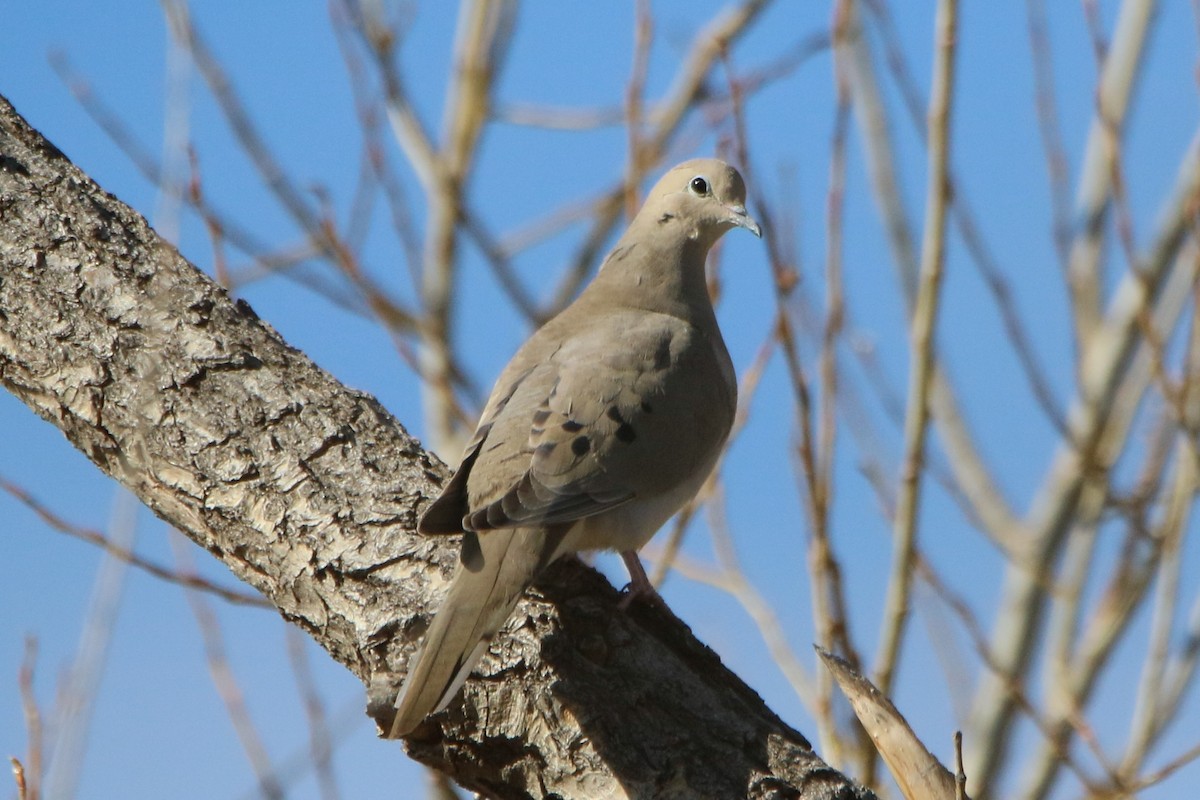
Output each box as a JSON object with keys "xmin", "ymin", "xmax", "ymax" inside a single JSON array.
[
  {"xmin": 42, "ymin": 491, "xmax": 137, "ymax": 800},
  {"xmin": 328, "ymin": 1, "xmax": 422, "ymax": 286},
  {"xmin": 821, "ymin": 0, "xmax": 851, "ymax": 634},
  {"xmin": 625, "ymin": 0, "xmax": 654, "ymax": 220},
  {"xmin": 874, "ymin": 0, "xmax": 958, "ymax": 701},
  {"xmin": 845, "ymin": 0, "xmax": 1023, "ymax": 545},
  {"xmin": 910, "ymin": 559, "xmax": 1106, "ymax": 793},
  {"xmin": 17, "ymin": 639, "xmax": 41, "ymax": 800},
  {"xmin": 1024, "ymin": 0, "xmax": 1074, "ymax": 267},
  {"xmin": 814, "ymin": 0, "xmax": 874, "ymax": 776},
  {"xmin": 352, "ymin": 0, "xmax": 440, "ymax": 190},
  {"xmin": 817, "ymin": 647, "xmax": 962, "ymax": 800},
  {"xmin": 50, "ymin": 52, "xmax": 284, "ymax": 265},
  {"xmin": 285, "ymin": 628, "xmax": 341, "ymax": 800},
  {"xmin": 1, "ymin": 475, "xmax": 269, "ymax": 607},
  {"xmin": 1121, "ymin": 442, "xmax": 1198, "ymax": 779},
  {"xmin": 1064, "ymin": 0, "xmax": 1159, "ymax": 352},
  {"xmin": 162, "ymin": 5, "xmax": 321, "ymax": 238},
  {"xmin": 162, "ymin": 0, "xmax": 420, "ymax": 345},
  {"xmin": 643, "ymin": 544, "xmax": 818, "ymax": 713},
  {"xmin": 1124, "ymin": 740, "xmax": 1200, "ymax": 793},
  {"xmin": 1156, "ymin": 591, "xmax": 1200, "ymax": 744},
  {"xmin": 864, "ymin": 0, "xmax": 1068, "ymax": 434},
  {"xmin": 418, "ymin": 0, "xmax": 517, "ymax": 455},
  {"xmin": 954, "ymin": 732, "xmax": 968, "ymax": 800},
  {"xmin": 741, "ymin": 28, "xmax": 857, "ymax": 750},
  {"xmin": 10, "ymin": 758, "xmax": 29, "ymax": 800},
  {"xmin": 173, "ymin": 533, "xmax": 285, "ymax": 800}
]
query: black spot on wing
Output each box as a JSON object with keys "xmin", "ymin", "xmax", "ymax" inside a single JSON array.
[
  {"xmin": 571, "ymin": 436, "xmax": 591, "ymax": 456},
  {"xmin": 561, "ymin": 419, "xmax": 583, "ymax": 432},
  {"xmin": 606, "ymin": 407, "xmax": 636, "ymax": 443}
]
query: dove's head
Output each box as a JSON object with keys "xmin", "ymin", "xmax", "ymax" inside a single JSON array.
[{"xmin": 643, "ymin": 159, "xmax": 763, "ymax": 247}]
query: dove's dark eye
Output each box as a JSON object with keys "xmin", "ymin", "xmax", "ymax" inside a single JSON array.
[{"xmin": 689, "ymin": 176, "xmax": 710, "ymax": 196}]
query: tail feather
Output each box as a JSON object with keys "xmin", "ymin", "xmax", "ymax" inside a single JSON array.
[{"xmin": 390, "ymin": 527, "xmax": 563, "ymax": 737}]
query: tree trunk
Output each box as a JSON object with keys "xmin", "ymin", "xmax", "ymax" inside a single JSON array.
[{"xmin": 0, "ymin": 94, "xmax": 872, "ymax": 800}]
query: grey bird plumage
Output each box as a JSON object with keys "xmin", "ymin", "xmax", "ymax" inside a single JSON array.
[{"xmin": 389, "ymin": 159, "xmax": 761, "ymax": 738}]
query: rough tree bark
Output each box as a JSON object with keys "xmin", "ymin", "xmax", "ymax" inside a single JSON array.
[{"xmin": 0, "ymin": 95, "xmax": 873, "ymax": 800}]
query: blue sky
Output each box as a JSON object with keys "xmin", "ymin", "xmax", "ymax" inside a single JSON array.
[{"xmin": 2, "ymin": 2, "xmax": 1199, "ymax": 798}]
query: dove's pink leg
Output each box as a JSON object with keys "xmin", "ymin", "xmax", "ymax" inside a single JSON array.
[{"xmin": 618, "ymin": 550, "xmax": 665, "ymax": 609}]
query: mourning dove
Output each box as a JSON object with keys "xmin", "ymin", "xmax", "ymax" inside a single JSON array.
[{"xmin": 389, "ymin": 159, "xmax": 761, "ymax": 737}]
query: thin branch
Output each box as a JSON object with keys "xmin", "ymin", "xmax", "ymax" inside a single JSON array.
[
  {"xmin": 17, "ymin": 638, "xmax": 41, "ymax": 800},
  {"xmin": 42, "ymin": 491, "xmax": 137, "ymax": 800},
  {"xmin": 50, "ymin": 52, "xmax": 282, "ymax": 264},
  {"xmin": 818, "ymin": 0, "xmax": 873, "ymax": 776},
  {"xmin": 1121, "ymin": 447, "xmax": 1199, "ymax": 779},
  {"xmin": 624, "ymin": 0, "xmax": 654, "ymax": 220},
  {"xmin": 419, "ymin": 0, "xmax": 517, "ymax": 454},
  {"xmin": 1024, "ymin": 0, "xmax": 1074, "ymax": 268},
  {"xmin": 821, "ymin": 0, "xmax": 851, "ymax": 641},
  {"xmin": 1, "ymin": 476, "xmax": 269, "ymax": 607},
  {"xmin": 737, "ymin": 19, "xmax": 860, "ymax": 750},
  {"xmin": 285, "ymin": 629, "xmax": 341, "ymax": 800},
  {"xmin": 874, "ymin": 0, "xmax": 959, "ymax": 700},
  {"xmin": 860, "ymin": 460, "xmax": 1108, "ymax": 794},
  {"xmin": 351, "ymin": 0, "xmax": 441, "ymax": 192},
  {"xmin": 778, "ymin": 274, "xmax": 846, "ymax": 762},
  {"xmin": 163, "ymin": 4, "xmax": 315, "ymax": 236},
  {"xmin": 846, "ymin": 0, "xmax": 1024, "ymax": 545},
  {"xmin": 1156, "ymin": 592, "xmax": 1200, "ymax": 749},
  {"xmin": 1064, "ymin": 0, "xmax": 1159, "ymax": 352},
  {"xmin": 328, "ymin": 1, "xmax": 423, "ymax": 287},
  {"xmin": 954, "ymin": 732, "xmax": 968, "ymax": 800},
  {"xmin": 165, "ymin": 1, "xmax": 419, "ymax": 333},
  {"xmin": 642, "ymin": 545, "xmax": 818, "ymax": 714},
  {"xmin": 911, "ymin": 559, "xmax": 1106, "ymax": 794},
  {"xmin": 173, "ymin": 534, "xmax": 285, "ymax": 800},
  {"xmin": 864, "ymin": 0, "xmax": 1069, "ymax": 434},
  {"xmin": 10, "ymin": 758, "xmax": 29, "ymax": 800},
  {"xmin": 1123, "ymin": 741, "xmax": 1200, "ymax": 794}
]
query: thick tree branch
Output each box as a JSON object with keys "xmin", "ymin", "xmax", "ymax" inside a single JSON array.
[{"xmin": 0, "ymin": 96, "xmax": 871, "ymax": 799}]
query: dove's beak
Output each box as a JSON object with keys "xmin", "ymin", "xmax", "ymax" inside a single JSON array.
[{"xmin": 726, "ymin": 204, "xmax": 762, "ymax": 238}]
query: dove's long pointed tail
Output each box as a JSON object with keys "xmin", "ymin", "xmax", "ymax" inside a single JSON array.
[{"xmin": 389, "ymin": 527, "xmax": 564, "ymax": 738}]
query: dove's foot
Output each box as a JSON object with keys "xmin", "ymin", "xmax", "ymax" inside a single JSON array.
[{"xmin": 617, "ymin": 550, "xmax": 665, "ymax": 610}]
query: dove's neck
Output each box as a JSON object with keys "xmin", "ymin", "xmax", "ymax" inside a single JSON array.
[{"xmin": 593, "ymin": 224, "xmax": 719, "ymax": 326}]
